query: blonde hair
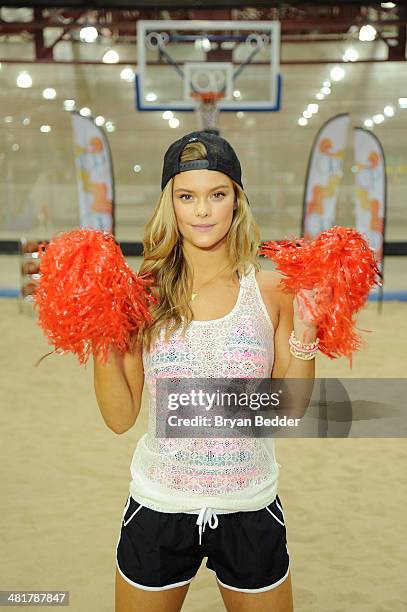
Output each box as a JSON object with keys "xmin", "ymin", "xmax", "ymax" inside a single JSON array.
[{"xmin": 134, "ymin": 140, "xmax": 261, "ymax": 354}]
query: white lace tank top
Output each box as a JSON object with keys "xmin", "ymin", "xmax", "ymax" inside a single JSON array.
[{"xmin": 128, "ymin": 263, "xmax": 281, "ymax": 514}]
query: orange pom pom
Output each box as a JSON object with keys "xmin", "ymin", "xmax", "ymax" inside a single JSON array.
[
  {"xmin": 259, "ymin": 226, "xmax": 382, "ymax": 365},
  {"xmin": 33, "ymin": 228, "xmax": 157, "ymax": 365}
]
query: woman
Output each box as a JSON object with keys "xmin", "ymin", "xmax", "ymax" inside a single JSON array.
[{"xmin": 93, "ymin": 130, "xmax": 318, "ymax": 612}]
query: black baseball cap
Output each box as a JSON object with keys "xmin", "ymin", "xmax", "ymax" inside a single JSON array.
[{"xmin": 161, "ymin": 129, "xmax": 244, "ymax": 192}]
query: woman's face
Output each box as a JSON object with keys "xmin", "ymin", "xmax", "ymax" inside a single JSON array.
[{"xmin": 172, "ymin": 169, "xmax": 236, "ymax": 248}]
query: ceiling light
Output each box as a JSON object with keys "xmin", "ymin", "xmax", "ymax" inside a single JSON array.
[
  {"xmin": 80, "ymin": 26, "xmax": 98, "ymax": 43},
  {"xmin": 120, "ymin": 67, "xmax": 134, "ymax": 82},
  {"xmin": 40, "ymin": 125, "xmax": 51, "ymax": 133},
  {"xmin": 343, "ymin": 48, "xmax": 359, "ymax": 62},
  {"xmin": 102, "ymin": 49, "xmax": 119, "ymax": 64},
  {"xmin": 308, "ymin": 103, "xmax": 319, "ymax": 114},
  {"xmin": 303, "ymin": 110, "xmax": 312, "ymax": 119},
  {"xmin": 162, "ymin": 111, "xmax": 173, "ymax": 120},
  {"xmin": 79, "ymin": 107, "xmax": 91, "ymax": 117},
  {"xmin": 145, "ymin": 92, "xmax": 157, "ymax": 102},
  {"xmin": 42, "ymin": 88, "xmax": 56, "ymax": 100},
  {"xmin": 233, "ymin": 90, "xmax": 241, "ymax": 99},
  {"xmin": 323, "ymin": 80, "xmax": 331, "ymax": 87},
  {"xmin": 298, "ymin": 118, "xmax": 308, "ymax": 126},
  {"xmin": 372, "ymin": 114, "xmax": 384, "ymax": 124},
  {"xmin": 237, "ymin": 111, "xmax": 245, "ymax": 119},
  {"xmin": 359, "ymin": 25, "xmax": 377, "ymax": 42},
  {"xmin": 133, "ymin": 164, "xmax": 142, "ymax": 173},
  {"xmin": 22, "ymin": 117, "xmax": 31, "ymax": 126},
  {"xmin": 4, "ymin": 115, "xmax": 13, "ymax": 123},
  {"xmin": 330, "ymin": 66, "xmax": 345, "ymax": 81},
  {"xmin": 12, "ymin": 143, "xmax": 19, "ymax": 152},
  {"xmin": 17, "ymin": 71, "xmax": 32, "ymax": 88},
  {"xmin": 364, "ymin": 119, "xmax": 374, "ymax": 128},
  {"xmin": 202, "ymin": 37, "xmax": 211, "ymax": 51},
  {"xmin": 384, "ymin": 105, "xmax": 394, "ymax": 117},
  {"xmin": 398, "ymin": 98, "xmax": 407, "ymax": 108},
  {"xmin": 169, "ymin": 117, "xmax": 180, "ymax": 128},
  {"xmin": 105, "ymin": 121, "xmax": 115, "ymax": 132},
  {"xmin": 316, "ymin": 92, "xmax": 325, "ymax": 100},
  {"xmin": 381, "ymin": 2, "xmax": 396, "ymax": 8},
  {"xmin": 95, "ymin": 115, "xmax": 105, "ymax": 126},
  {"xmin": 63, "ymin": 99, "xmax": 75, "ymax": 111},
  {"xmin": 321, "ymin": 87, "xmax": 331, "ymax": 95}
]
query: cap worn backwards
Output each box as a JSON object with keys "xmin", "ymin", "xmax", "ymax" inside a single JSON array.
[{"xmin": 161, "ymin": 130, "xmax": 244, "ymax": 192}]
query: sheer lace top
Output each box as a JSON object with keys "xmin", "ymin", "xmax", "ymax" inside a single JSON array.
[{"xmin": 128, "ymin": 263, "xmax": 281, "ymax": 513}]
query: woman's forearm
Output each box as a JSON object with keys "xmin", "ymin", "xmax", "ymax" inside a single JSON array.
[
  {"xmin": 93, "ymin": 347, "xmax": 136, "ymax": 434},
  {"xmin": 282, "ymin": 354, "xmax": 315, "ymax": 380},
  {"xmin": 283, "ymin": 321, "xmax": 317, "ymax": 379},
  {"xmin": 280, "ymin": 324, "xmax": 316, "ymax": 420}
]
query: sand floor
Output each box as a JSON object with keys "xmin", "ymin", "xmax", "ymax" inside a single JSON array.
[{"xmin": 0, "ymin": 297, "xmax": 406, "ymax": 611}]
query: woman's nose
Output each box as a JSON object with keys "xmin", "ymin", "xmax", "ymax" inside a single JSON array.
[{"xmin": 194, "ymin": 201, "xmax": 211, "ymax": 215}]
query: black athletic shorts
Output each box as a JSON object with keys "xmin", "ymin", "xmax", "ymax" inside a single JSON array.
[{"xmin": 115, "ymin": 493, "xmax": 290, "ymax": 592}]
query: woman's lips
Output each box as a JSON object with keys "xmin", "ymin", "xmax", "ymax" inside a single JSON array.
[{"xmin": 192, "ymin": 224, "xmax": 215, "ymax": 232}]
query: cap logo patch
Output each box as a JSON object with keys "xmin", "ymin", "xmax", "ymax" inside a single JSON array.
[{"xmin": 179, "ymin": 159, "xmax": 210, "ymax": 171}]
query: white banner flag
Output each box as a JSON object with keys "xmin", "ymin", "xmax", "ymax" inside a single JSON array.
[
  {"xmin": 302, "ymin": 114, "xmax": 350, "ymax": 241},
  {"xmin": 353, "ymin": 128, "xmax": 386, "ymax": 272},
  {"xmin": 71, "ymin": 112, "xmax": 115, "ymax": 234}
]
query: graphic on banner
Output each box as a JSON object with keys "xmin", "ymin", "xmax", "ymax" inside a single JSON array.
[
  {"xmin": 302, "ymin": 114, "xmax": 350, "ymax": 241},
  {"xmin": 353, "ymin": 128, "xmax": 386, "ymax": 269},
  {"xmin": 71, "ymin": 112, "xmax": 115, "ymax": 234}
]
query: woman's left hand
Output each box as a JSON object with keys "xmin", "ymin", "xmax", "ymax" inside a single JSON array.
[{"xmin": 293, "ymin": 287, "xmax": 320, "ymax": 344}]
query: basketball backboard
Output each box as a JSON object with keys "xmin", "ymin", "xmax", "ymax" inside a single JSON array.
[{"xmin": 135, "ymin": 20, "xmax": 282, "ymax": 114}]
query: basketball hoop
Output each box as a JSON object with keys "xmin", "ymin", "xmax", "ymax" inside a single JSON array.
[
  {"xmin": 190, "ymin": 91, "xmax": 225, "ymax": 133},
  {"xmin": 137, "ymin": 21, "xmax": 282, "ymax": 120}
]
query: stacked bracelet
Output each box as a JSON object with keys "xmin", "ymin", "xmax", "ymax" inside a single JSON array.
[{"xmin": 288, "ymin": 330, "xmax": 319, "ymax": 361}]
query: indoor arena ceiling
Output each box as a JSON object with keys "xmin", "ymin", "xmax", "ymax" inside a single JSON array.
[
  {"xmin": 1, "ymin": 1, "xmax": 403, "ymax": 7},
  {"xmin": 0, "ymin": 3, "xmax": 406, "ymax": 63}
]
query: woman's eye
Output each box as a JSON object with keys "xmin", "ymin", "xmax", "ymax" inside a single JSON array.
[{"xmin": 179, "ymin": 192, "xmax": 226, "ymax": 201}]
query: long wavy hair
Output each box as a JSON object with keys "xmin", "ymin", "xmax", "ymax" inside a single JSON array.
[{"xmin": 134, "ymin": 140, "xmax": 262, "ymax": 354}]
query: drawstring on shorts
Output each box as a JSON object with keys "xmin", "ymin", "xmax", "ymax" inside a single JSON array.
[{"xmin": 195, "ymin": 507, "xmax": 219, "ymax": 545}]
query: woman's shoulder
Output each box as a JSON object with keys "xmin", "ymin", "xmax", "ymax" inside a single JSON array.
[
  {"xmin": 256, "ymin": 268, "xmax": 294, "ymax": 310},
  {"xmin": 254, "ymin": 268, "xmax": 293, "ymax": 330},
  {"xmin": 256, "ymin": 268, "xmax": 286, "ymax": 294}
]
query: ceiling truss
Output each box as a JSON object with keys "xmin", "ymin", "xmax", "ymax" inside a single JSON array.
[{"xmin": 0, "ymin": 4, "xmax": 405, "ymax": 64}]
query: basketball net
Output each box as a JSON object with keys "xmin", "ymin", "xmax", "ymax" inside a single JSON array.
[{"xmin": 190, "ymin": 92, "xmax": 224, "ymax": 134}]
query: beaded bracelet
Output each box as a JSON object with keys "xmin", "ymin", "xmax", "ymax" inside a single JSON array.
[
  {"xmin": 289, "ymin": 330, "xmax": 319, "ymax": 361},
  {"xmin": 288, "ymin": 341, "xmax": 318, "ymax": 353},
  {"xmin": 289, "ymin": 330, "xmax": 319, "ymax": 350},
  {"xmin": 289, "ymin": 344, "xmax": 318, "ymax": 360}
]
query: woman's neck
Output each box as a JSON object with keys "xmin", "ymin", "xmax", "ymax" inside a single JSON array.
[{"xmin": 183, "ymin": 243, "xmax": 231, "ymax": 279}]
